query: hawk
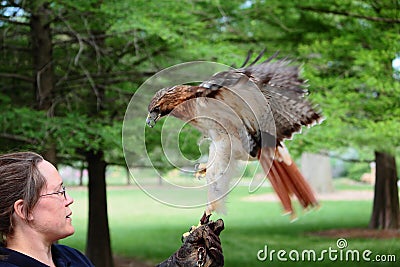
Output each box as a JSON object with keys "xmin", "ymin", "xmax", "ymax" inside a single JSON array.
[{"xmin": 146, "ymin": 51, "xmax": 322, "ymax": 220}]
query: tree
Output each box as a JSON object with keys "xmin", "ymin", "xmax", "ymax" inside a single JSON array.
[
  {"xmin": 1, "ymin": 1, "xmax": 136, "ymax": 265},
  {"xmin": 370, "ymin": 151, "xmax": 399, "ymax": 229}
]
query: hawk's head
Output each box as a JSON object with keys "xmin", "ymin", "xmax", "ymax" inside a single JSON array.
[{"xmin": 146, "ymin": 85, "xmax": 206, "ymax": 127}]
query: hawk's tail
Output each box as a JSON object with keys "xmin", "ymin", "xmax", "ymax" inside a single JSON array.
[{"xmin": 258, "ymin": 146, "xmax": 318, "ymax": 219}]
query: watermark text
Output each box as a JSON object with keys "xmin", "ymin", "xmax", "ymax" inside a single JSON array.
[{"xmin": 257, "ymin": 238, "xmax": 396, "ymax": 263}]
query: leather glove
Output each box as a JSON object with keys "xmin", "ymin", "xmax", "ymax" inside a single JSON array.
[{"xmin": 156, "ymin": 218, "xmax": 224, "ymax": 267}]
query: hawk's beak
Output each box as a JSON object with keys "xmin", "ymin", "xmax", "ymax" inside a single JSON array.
[{"xmin": 146, "ymin": 112, "xmax": 160, "ymax": 128}]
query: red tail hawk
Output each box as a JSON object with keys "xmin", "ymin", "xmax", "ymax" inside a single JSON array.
[{"xmin": 146, "ymin": 51, "xmax": 322, "ymax": 219}]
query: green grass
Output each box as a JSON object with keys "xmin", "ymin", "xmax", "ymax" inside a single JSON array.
[{"xmin": 61, "ymin": 180, "xmax": 400, "ymax": 266}]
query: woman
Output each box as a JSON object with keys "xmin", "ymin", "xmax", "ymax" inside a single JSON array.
[
  {"xmin": 0, "ymin": 152, "xmax": 224, "ymax": 267},
  {"xmin": 0, "ymin": 152, "xmax": 94, "ymax": 266}
]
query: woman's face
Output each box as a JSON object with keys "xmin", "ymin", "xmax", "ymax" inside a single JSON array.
[{"xmin": 29, "ymin": 160, "xmax": 75, "ymax": 243}]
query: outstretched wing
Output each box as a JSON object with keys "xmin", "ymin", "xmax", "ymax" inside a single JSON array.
[{"xmin": 199, "ymin": 51, "xmax": 321, "ymax": 155}]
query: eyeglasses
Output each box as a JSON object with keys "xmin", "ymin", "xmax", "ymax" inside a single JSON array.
[{"xmin": 40, "ymin": 185, "xmax": 67, "ymax": 200}]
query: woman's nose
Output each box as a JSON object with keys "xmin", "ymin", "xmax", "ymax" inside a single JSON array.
[{"xmin": 65, "ymin": 192, "xmax": 74, "ymax": 205}]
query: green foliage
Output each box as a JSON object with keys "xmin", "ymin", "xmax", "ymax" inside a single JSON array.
[
  {"xmin": 1, "ymin": 0, "xmax": 399, "ymax": 167},
  {"xmin": 344, "ymin": 161, "xmax": 371, "ymax": 181},
  {"xmin": 177, "ymin": 123, "xmax": 203, "ymax": 161},
  {"xmin": 273, "ymin": 1, "xmax": 400, "ymax": 159}
]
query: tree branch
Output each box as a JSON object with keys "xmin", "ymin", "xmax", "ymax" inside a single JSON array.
[
  {"xmin": 0, "ymin": 133, "xmax": 38, "ymax": 144},
  {"xmin": 58, "ymin": 70, "xmax": 154, "ymax": 84},
  {"xmin": 0, "ymin": 73, "xmax": 34, "ymax": 82},
  {"xmin": 299, "ymin": 6, "xmax": 400, "ymax": 24},
  {"xmin": 0, "ymin": 45, "xmax": 31, "ymax": 52}
]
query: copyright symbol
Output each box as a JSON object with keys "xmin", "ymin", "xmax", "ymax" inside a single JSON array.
[{"xmin": 336, "ymin": 238, "xmax": 348, "ymax": 249}]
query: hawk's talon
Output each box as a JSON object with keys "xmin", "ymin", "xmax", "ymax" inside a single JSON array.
[
  {"xmin": 200, "ymin": 211, "xmax": 211, "ymax": 225},
  {"xmin": 194, "ymin": 163, "xmax": 207, "ymax": 180}
]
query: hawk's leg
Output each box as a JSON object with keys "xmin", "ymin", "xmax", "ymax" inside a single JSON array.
[{"xmin": 194, "ymin": 163, "xmax": 207, "ymax": 180}]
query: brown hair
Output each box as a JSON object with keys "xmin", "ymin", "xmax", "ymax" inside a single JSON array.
[{"xmin": 0, "ymin": 152, "xmax": 46, "ymax": 244}]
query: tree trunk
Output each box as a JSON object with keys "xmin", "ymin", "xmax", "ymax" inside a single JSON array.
[
  {"xmin": 82, "ymin": 11, "xmax": 114, "ymax": 264},
  {"xmin": 369, "ymin": 151, "xmax": 400, "ymax": 229},
  {"xmin": 86, "ymin": 150, "xmax": 114, "ymax": 267},
  {"xmin": 30, "ymin": 1, "xmax": 57, "ymax": 165},
  {"xmin": 30, "ymin": 1, "xmax": 54, "ymax": 111},
  {"xmin": 42, "ymin": 143, "xmax": 57, "ymax": 166}
]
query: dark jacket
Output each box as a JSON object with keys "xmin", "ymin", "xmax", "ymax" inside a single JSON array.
[{"xmin": 0, "ymin": 244, "xmax": 94, "ymax": 267}]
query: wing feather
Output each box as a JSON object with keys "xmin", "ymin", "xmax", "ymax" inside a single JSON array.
[{"xmin": 199, "ymin": 52, "xmax": 322, "ymax": 145}]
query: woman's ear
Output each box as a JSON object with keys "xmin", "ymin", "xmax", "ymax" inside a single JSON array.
[{"xmin": 13, "ymin": 200, "xmax": 33, "ymax": 221}]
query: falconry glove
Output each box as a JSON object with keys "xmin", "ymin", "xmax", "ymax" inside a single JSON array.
[{"xmin": 156, "ymin": 219, "xmax": 224, "ymax": 267}]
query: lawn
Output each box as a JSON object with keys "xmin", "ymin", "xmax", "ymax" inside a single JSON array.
[{"xmin": 61, "ymin": 179, "xmax": 400, "ymax": 266}]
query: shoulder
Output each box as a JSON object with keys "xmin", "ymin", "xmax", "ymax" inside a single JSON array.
[
  {"xmin": 52, "ymin": 244, "xmax": 94, "ymax": 267},
  {"xmin": 0, "ymin": 247, "xmax": 17, "ymax": 267},
  {"xmin": 0, "ymin": 256, "xmax": 18, "ymax": 267},
  {"xmin": 0, "ymin": 247, "xmax": 34, "ymax": 267},
  {"xmin": 0, "ymin": 262, "xmax": 18, "ymax": 267}
]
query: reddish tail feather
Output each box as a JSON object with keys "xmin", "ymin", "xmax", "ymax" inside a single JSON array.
[{"xmin": 258, "ymin": 147, "xmax": 318, "ymax": 219}]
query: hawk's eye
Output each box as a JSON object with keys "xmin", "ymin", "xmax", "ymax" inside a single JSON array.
[{"xmin": 153, "ymin": 107, "xmax": 160, "ymax": 113}]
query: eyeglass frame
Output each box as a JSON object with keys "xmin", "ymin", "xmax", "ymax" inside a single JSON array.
[{"xmin": 39, "ymin": 185, "xmax": 67, "ymax": 200}]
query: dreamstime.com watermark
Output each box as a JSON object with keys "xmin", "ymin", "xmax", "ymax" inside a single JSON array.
[{"xmin": 257, "ymin": 238, "xmax": 397, "ymax": 263}]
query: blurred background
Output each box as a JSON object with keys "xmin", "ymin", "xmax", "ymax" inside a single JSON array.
[{"xmin": 1, "ymin": 0, "xmax": 399, "ymax": 266}]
